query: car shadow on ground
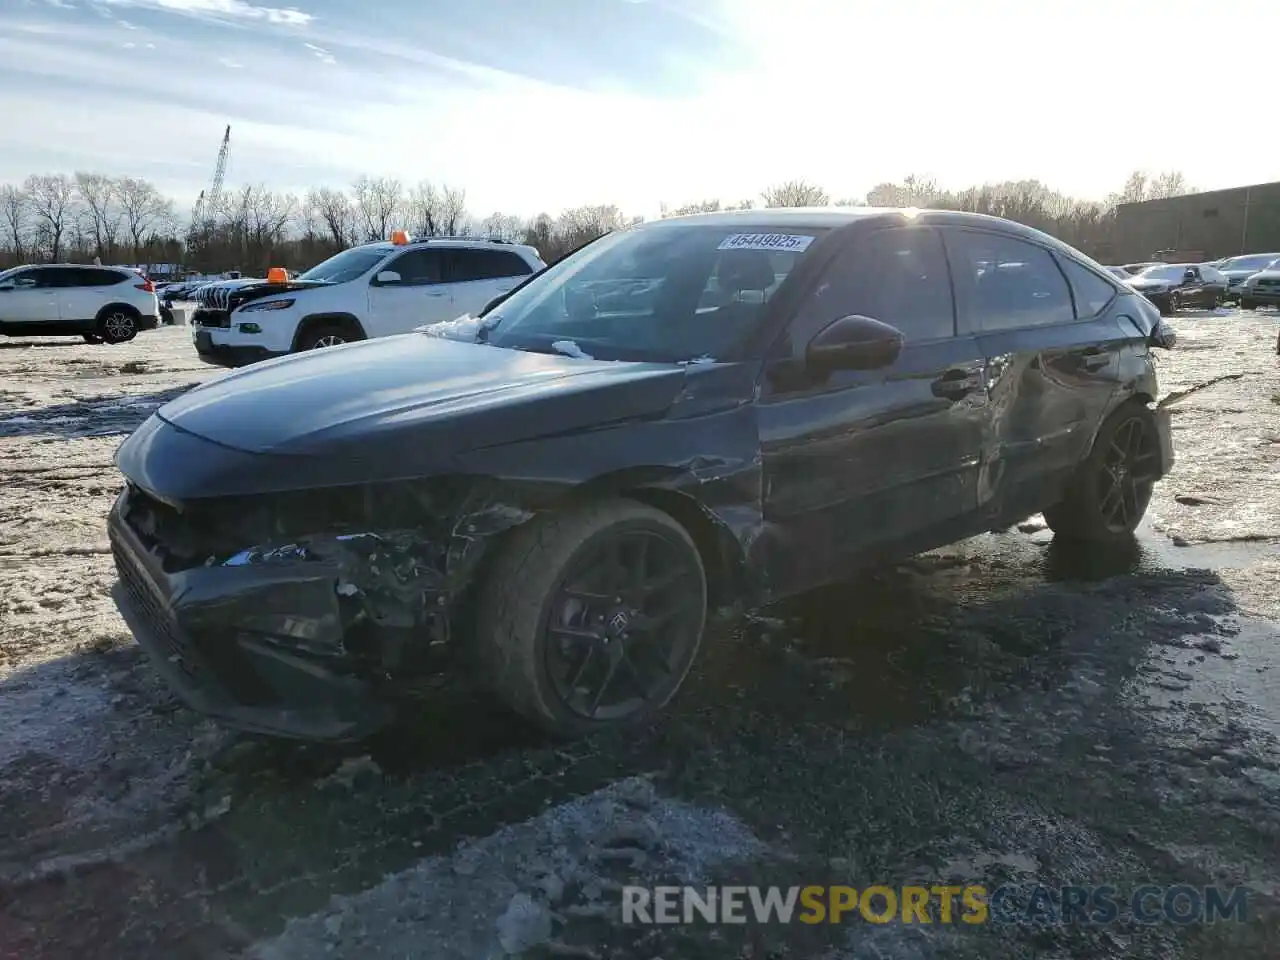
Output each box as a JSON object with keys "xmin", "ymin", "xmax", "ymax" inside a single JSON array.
[
  {"xmin": 0, "ymin": 384, "xmax": 202, "ymax": 439},
  {"xmin": 3, "ymin": 528, "xmax": 1267, "ymax": 960},
  {"xmin": 0, "ymin": 341, "xmax": 84, "ymax": 351}
]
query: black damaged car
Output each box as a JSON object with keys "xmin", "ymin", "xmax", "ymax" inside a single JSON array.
[{"xmin": 108, "ymin": 209, "xmax": 1176, "ymax": 741}]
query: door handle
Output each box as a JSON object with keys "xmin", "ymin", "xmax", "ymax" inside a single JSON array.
[
  {"xmin": 1079, "ymin": 346, "xmax": 1110, "ymax": 370},
  {"xmin": 931, "ymin": 368, "xmax": 981, "ymax": 400}
]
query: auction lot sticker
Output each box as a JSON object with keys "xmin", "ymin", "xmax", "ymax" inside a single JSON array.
[{"xmin": 718, "ymin": 233, "xmax": 815, "ymax": 252}]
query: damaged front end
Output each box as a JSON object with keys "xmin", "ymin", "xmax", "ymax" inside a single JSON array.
[{"xmin": 107, "ymin": 478, "xmax": 535, "ymax": 740}]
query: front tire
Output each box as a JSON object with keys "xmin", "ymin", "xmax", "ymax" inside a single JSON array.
[
  {"xmin": 1241, "ymin": 297, "xmax": 1258, "ymax": 310},
  {"xmin": 1044, "ymin": 401, "xmax": 1161, "ymax": 543},
  {"xmin": 296, "ymin": 324, "xmax": 353, "ymax": 351},
  {"xmin": 475, "ymin": 499, "xmax": 708, "ymax": 739}
]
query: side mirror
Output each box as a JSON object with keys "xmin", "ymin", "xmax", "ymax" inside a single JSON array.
[
  {"xmin": 1148, "ymin": 317, "xmax": 1176, "ymax": 350},
  {"xmin": 805, "ymin": 315, "xmax": 904, "ymax": 372},
  {"xmin": 374, "ymin": 270, "xmax": 401, "ymax": 285}
]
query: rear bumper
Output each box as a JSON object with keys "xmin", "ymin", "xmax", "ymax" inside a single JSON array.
[{"xmin": 107, "ymin": 497, "xmax": 391, "ymax": 741}]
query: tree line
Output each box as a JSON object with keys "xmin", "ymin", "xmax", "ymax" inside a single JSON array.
[{"xmin": 0, "ymin": 168, "xmax": 1193, "ymax": 275}]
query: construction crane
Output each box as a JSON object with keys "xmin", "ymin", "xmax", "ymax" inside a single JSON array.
[{"xmin": 189, "ymin": 125, "xmax": 231, "ymax": 234}]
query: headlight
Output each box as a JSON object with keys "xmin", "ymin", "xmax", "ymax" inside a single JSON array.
[{"xmin": 240, "ymin": 298, "xmax": 295, "ymax": 313}]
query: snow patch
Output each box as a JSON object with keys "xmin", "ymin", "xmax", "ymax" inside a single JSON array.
[
  {"xmin": 550, "ymin": 340, "xmax": 593, "ymax": 360},
  {"xmin": 248, "ymin": 777, "xmax": 766, "ymax": 959}
]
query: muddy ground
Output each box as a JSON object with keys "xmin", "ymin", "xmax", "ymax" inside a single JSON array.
[{"xmin": 0, "ymin": 314, "xmax": 1277, "ymax": 959}]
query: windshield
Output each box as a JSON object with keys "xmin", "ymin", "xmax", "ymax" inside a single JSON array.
[
  {"xmin": 1135, "ymin": 264, "xmax": 1187, "ymax": 281},
  {"xmin": 450, "ymin": 223, "xmax": 827, "ymax": 362},
  {"xmin": 1221, "ymin": 254, "xmax": 1279, "ymax": 272},
  {"xmin": 298, "ymin": 247, "xmax": 389, "ymax": 283}
]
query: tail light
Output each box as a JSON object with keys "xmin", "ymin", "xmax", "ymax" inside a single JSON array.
[{"xmin": 136, "ymin": 279, "xmax": 155, "ymax": 293}]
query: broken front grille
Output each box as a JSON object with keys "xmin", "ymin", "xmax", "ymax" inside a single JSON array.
[{"xmin": 112, "ymin": 537, "xmax": 206, "ymax": 685}]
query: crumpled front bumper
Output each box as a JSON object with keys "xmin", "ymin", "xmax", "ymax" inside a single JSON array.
[{"xmin": 107, "ymin": 497, "xmax": 393, "ymax": 741}]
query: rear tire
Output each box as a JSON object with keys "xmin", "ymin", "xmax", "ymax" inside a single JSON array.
[
  {"xmin": 1044, "ymin": 400, "xmax": 1161, "ymax": 543},
  {"xmin": 97, "ymin": 307, "xmax": 138, "ymax": 344},
  {"xmin": 474, "ymin": 499, "xmax": 707, "ymax": 739}
]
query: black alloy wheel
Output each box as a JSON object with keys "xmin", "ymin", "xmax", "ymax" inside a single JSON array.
[
  {"xmin": 1091, "ymin": 413, "xmax": 1160, "ymax": 535},
  {"xmin": 543, "ymin": 527, "xmax": 704, "ymax": 722}
]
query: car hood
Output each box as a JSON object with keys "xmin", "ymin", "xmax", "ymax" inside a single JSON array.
[
  {"xmin": 1248, "ymin": 269, "xmax": 1280, "ymax": 281},
  {"xmin": 1222, "ymin": 269, "xmax": 1261, "ymax": 280},
  {"xmin": 1127, "ymin": 276, "xmax": 1174, "ymax": 289},
  {"xmin": 151, "ymin": 334, "xmax": 688, "ymax": 459}
]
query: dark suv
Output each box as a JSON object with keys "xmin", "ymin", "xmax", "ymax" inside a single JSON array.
[{"xmin": 108, "ymin": 209, "xmax": 1176, "ymax": 741}]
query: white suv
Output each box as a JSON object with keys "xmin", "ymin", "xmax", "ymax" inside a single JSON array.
[
  {"xmin": 190, "ymin": 236, "xmax": 546, "ymax": 366},
  {"xmin": 0, "ymin": 264, "xmax": 160, "ymax": 343}
]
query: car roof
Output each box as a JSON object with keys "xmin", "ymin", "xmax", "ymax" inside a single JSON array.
[
  {"xmin": 353, "ymin": 238, "xmax": 538, "ymax": 254},
  {"xmin": 638, "ymin": 206, "xmax": 1083, "ymax": 249}
]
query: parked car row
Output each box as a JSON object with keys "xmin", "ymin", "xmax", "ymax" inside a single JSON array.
[
  {"xmin": 107, "ymin": 207, "xmax": 1178, "ymax": 741},
  {"xmin": 1101, "ymin": 253, "xmax": 1280, "ymax": 314}
]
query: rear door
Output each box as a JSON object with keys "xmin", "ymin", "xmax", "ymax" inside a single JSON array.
[
  {"xmin": 757, "ymin": 224, "xmax": 990, "ymax": 595},
  {"xmin": 942, "ymin": 228, "xmax": 1124, "ymax": 521},
  {"xmin": 443, "ymin": 248, "xmax": 536, "ymax": 316},
  {"xmin": 56, "ymin": 267, "xmax": 122, "ymax": 321},
  {"xmin": 365, "ymin": 247, "xmax": 451, "ymax": 334}
]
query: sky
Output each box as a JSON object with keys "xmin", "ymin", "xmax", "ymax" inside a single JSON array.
[{"xmin": 1, "ymin": 0, "xmax": 1277, "ymax": 221}]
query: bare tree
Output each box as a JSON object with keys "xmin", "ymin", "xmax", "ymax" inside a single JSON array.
[
  {"xmin": 864, "ymin": 174, "xmax": 940, "ymax": 207},
  {"xmin": 478, "ymin": 212, "xmax": 525, "ymax": 241},
  {"xmin": 0, "ymin": 184, "xmax": 29, "ymax": 261},
  {"xmin": 406, "ymin": 180, "xmax": 439, "ymax": 237},
  {"xmin": 23, "ymin": 174, "xmax": 77, "ymax": 261},
  {"xmin": 75, "ymin": 172, "xmax": 123, "ymax": 259},
  {"xmin": 1146, "ymin": 171, "xmax": 1191, "ymax": 200},
  {"xmin": 244, "ymin": 186, "xmax": 297, "ymax": 269},
  {"xmin": 306, "ymin": 187, "xmax": 356, "ymax": 248},
  {"xmin": 439, "ymin": 185, "xmax": 467, "ymax": 235},
  {"xmin": 352, "ymin": 175, "xmax": 403, "ymax": 240},
  {"xmin": 116, "ymin": 177, "xmax": 173, "ymax": 258},
  {"xmin": 761, "ymin": 179, "xmax": 829, "ymax": 208}
]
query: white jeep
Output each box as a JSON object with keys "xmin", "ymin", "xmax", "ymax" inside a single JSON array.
[{"xmin": 190, "ymin": 235, "xmax": 545, "ymax": 367}]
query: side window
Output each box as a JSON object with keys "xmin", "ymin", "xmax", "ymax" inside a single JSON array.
[
  {"xmin": 89, "ymin": 269, "xmax": 130, "ymax": 286},
  {"xmin": 383, "ymin": 249, "xmax": 443, "ymax": 284},
  {"xmin": 1057, "ymin": 257, "xmax": 1118, "ymax": 318},
  {"xmin": 447, "ymin": 249, "xmax": 534, "ymax": 282},
  {"xmin": 790, "ymin": 226, "xmax": 955, "ymax": 347},
  {"xmin": 7, "ymin": 269, "xmax": 38, "ymax": 288},
  {"xmin": 24, "ymin": 268, "xmax": 62, "ymax": 289},
  {"xmin": 949, "ymin": 230, "xmax": 1074, "ymax": 331}
]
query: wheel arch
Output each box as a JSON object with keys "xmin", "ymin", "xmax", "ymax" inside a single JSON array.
[
  {"xmin": 291, "ymin": 312, "xmax": 367, "ymax": 351},
  {"xmin": 95, "ymin": 301, "xmax": 142, "ymax": 320}
]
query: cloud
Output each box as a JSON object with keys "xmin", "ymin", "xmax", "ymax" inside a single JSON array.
[
  {"xmin": 303, "ymin": 41, "xmax": 334, "ymax": 65},
  {"xmin": 88, "ymin": 0, "xmax": 313, "ymax": 27}
]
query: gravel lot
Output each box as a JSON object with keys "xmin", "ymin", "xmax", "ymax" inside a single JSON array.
[{"xmin": 1, "ymin": 314, "xmax": 1278, "ymax": 959}]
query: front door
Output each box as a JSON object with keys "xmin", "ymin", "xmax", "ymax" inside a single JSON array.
[
  {"xmin": 757, "ymin": 224, "xmax": 990, "ymax": 597},
  {"xmin": 941, "ymin": 228, "xmax": 1123, "ymax": 521},
  {"xmin": 365, "ymin": 248, "xmax": 452, "ymax": 335},
  {"xmin": 0, "ymin": 268, "xmax": 60, "ymax": 325}
]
